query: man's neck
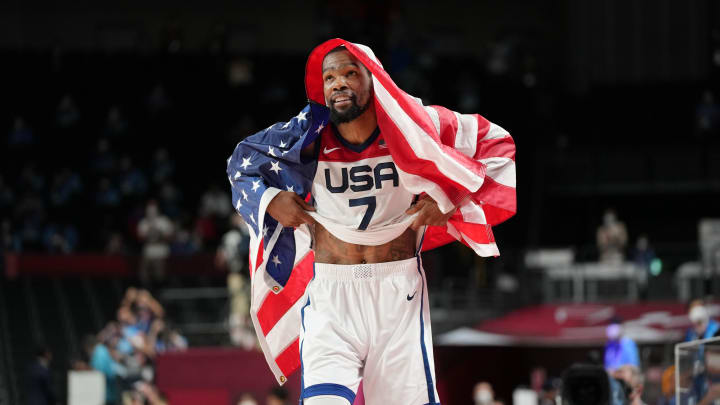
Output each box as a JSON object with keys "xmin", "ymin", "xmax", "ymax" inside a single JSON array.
[{"xmin": 334, "ymin": 104, "xmax": 377, "ymax": 145}]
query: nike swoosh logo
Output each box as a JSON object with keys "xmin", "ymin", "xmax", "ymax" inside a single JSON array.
[
  {"xmin": 407, "ymin": 291, "xmax": 417, "ymax": 301},
  {"xmin": 323, "ymin": 147, "xmax": 341, "ymax": 154}
]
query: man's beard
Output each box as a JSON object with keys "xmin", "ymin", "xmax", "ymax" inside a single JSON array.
[{"xmin": 329, "ymin": 95, "xmax": 371, "ymax": 125}]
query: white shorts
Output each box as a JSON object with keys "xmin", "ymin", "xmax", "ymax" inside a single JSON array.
[{"xmin": 299, "ymin": 257, "xmax": 441, "ymax": 405}]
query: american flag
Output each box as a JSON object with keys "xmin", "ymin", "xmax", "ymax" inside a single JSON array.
[{"xmin": 226, "ymin": 39, "xmax": 516, "ymax": 385}]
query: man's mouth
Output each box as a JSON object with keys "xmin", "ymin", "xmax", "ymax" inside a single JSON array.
[{"xmin": 332, "ymin": 95, "xmax": 354, "ymax": 107}]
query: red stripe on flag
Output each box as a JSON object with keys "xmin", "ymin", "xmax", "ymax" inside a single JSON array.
[
  {"xmin": 452, "ymin": 221, "xmax": 495, "ymax": 244},
  {"xmin": 472, "ymin": 177, "xmax": 517, "ymax": 226},
  {"xmin": 474, "ymin": 136, "xmax": 516, "ymax": 161},
  {"xmin": 275, "ymin": 337, "xmax": 301, "ymax": 378},
  {"xmin": 257, "ymin": 252, "xmax": 314, "ymax": 336},
  {"xmin": 430, "ymin": 106, "xmax": 458, "ymax": 147},
  {"xmin": 475, "ymin": 114, "xmax": 491, "ymax": 141},
  {"xmin": 250, "ymin": 242, "xmax": 265, "ymax": 277},
  {"xmin": 421, "ymin": 227, "xmax": 457, "ymax": 251}
]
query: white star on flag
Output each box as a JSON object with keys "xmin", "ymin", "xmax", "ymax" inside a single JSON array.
[
  {"xmin": 234, "ymin": 171, "xmax": 242, "ymax": 180},
  {"xmin": 241, "ymin": 189, "xmax": 249, "ymax": 201},
  {"xmin": 279, "ymin": 140, "xmax": 287, "ymax": 148},
  {"xmin": 269, "ymin": 161, "xmax": 282, "ymax": 175},
  {"xmin": 282, "ymin": 121, "xmax": 292, "ymax": 129},
  {"xmin": 235, "ymin": 200, "xmax": 242, "ymax": 210},
  {"xmin": 249, "ymin": 213, "xmax": 256, "ymax": 223},
  {"xmin": 296, "ymin": 111, "xmax": 308, "ymax": 122},
  {"xmin": 286, "ymin": 185, "xmax": 294, "ymax": 192},
  {"xmin": 263, "ymin": 224, "xmax": 269, "ymax": 237},
  {"xmin": 240, "ymin": 157, "xmax": 252, "ymax": 170},
  {"xmin": 315, "ymin": 122, "xmax": 325, "ymax": 134},
  {"xmin": 251, "ymin": 180, "xmax": 261, "ymax": 192},
  {"xmin": 268, "ymin": 146, "xmax": 276, "ymax": 157},
  {"xmin": 271, "ymin": 255, "xmax": 282, "ymax": 266}
]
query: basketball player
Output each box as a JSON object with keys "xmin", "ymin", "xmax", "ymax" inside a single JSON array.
[
  {"xmin": 268, "ymin": 47, "xmax": 449, "ymax": 405},
  {"xmin": 226, "ymin": 39, "xmax": 515, "ymax": 405}
]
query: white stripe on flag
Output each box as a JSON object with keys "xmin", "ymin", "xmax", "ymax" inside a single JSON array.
[
  {"xmin": 453, "ymin": 112, "xmax": 479, "ymax": 158},
  {"xmin": 479, "ymin": 157, "xmax": 516, "ymax": 188},
  {"xmin": 459, "ymin": 202, "xmax": 489, "ymax": 225},
  {"xmin": 264, "ymin": 298, "xmax": 305, "ymax": 354},
  {"xmin": 483, "ymin": 122, "xmax": 510, "ymax": 141}
]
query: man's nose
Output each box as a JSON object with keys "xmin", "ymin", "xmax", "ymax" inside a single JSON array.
[{"xmin": 332, "ymin": 77, "xmax": 348, "ymax": 91}]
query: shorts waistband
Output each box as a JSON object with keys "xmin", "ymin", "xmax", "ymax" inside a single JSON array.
[{"xmin": 313, "ymin": 257, "xmax": 418, "ymax": 281}]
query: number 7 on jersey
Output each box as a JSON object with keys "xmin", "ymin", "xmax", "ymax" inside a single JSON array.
[{"xmin": 349, "ymin": 196, "xmax": 376, "ymax": 231}]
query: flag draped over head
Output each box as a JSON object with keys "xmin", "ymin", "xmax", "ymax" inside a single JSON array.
[{"xmin": 226, "ymin": 38, "xmax": 516, "ymax": 384}]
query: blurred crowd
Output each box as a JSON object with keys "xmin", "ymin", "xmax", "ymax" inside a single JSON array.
[
  {"xmin": 470, "ymin": 300, "xmax": 720, "ymax": 405},
  {"xmin": 73, "ymin": 287, "xmax": 187, "ymax": 405},
  {"xmin": 2, "ymin": 85, "xmax": 242, "ymax": 259}
]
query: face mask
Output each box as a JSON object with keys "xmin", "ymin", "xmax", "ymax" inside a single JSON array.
[{"xmin": 475, "ymin": 389, "xmax": 493, "ymax": 404}]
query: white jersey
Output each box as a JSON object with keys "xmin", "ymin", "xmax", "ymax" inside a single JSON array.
[{"xmin": 309, "ymin": 126, "xmax": 417, "ymax": 245}]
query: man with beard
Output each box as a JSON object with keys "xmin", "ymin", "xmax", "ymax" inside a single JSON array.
[{"xmin": 226, "ymin": 39, "xmax": 516, "ymax": 404}]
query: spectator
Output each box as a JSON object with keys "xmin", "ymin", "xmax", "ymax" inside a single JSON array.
[
  {"xmin": 49, "ymin": 168, "xmax": 83, "ymax": 209},
  {"xmin": 686, "ymin": 301, "xmax": 719, "ymax": 341},
  {"xmin": 135, "ymin": 289, "xmax": 164, "ymax": 334},
  {"xmin": 632, "ymin": 235, "xmax": 656, "ymax": 271},
  {"xmin": 41, "ymin": 223, "xmax": 78, "ymax": 253},
  {"xmin": 236, "ymin": 393, "xmax": 259, "ymax": 405},
  {"xmin": 596, "ymin": 209, "xmax": 628, "ymax": 263},
  {"xmin": 118, "ymin": 156, "xmax": 148, "ymax": 199},
  {"xmin": 8, "ymin": 116, "xmax": 34, "ymax": 147},
  {"xmin": 199, "ymin": 184, "xmax": 232, "ymax": 218},
  {"xmin": 106, "ymin": 232, "xmax": 128, "ymax": 255},
  {"xmin": 659, "ymin": 365, "xmax": 675, "ymax": 405},
  {"xmin": 216, "ymin": 214, "xmax": 250, "ymax": 274},
  {"xmin": 604, "ymin": 319, "xmax": 640, "ymax": 372},
  {"xmin": 539, "ymin": 378, "xmax": 560, "ymax": 405},
  {"xmin": 1, "ymin": 219, "xmax": 21, "ymax": 252},
  {"xmin": 85, "ymin": 333, "xmax": 123, "ymax": 405},
  {"xmin": 137, "ymin": 201, "xmax": 173, "ymax": 287},
  {"xmin": 92, "ymin": 139, "xmax": 117, "ymax": 175},
  {"xmin": 133, "ymin": 382, "xmax": 168, "ymax": 405},
  {"xmin": 96, "ymin": 178, "xmax": 121, "ymax": 207},
  {"xmin": 0, "ymin": 176, "xmax": 16, "ymax": 212},
  {"xmin": 158, "ymin": 181, "xmax": 182, "ymax": 218},
  {"xmin": 266, "ymin": 387, "xmax": 289, "ymax": 405},
  {"xmin": 56, "ymin": 93, "xmax": 81, "ymax": 128},
  {"xmin": 473, "ymin": 381, "xmax": 495, "ymax": 405},
  {"xmin": 698, "ymin": 330, "xmax": 720, "ymax": 405},
  {"xmin": 611, "ymin": 365, "xmax": 645, "ymax": 405},
  {"xmin": 685, "ymin": 301, "xmax": 720, "ymax": 402},
  {"xmin": 104, "ymin": 105, "xmax": 129, "ymax": 138},
  {"xmin": 26, "ymin": 345, "xmax": 57, "ymax": 405},
  {"xmin": 151, "ymin": 148, "xmax": 174, "ymax": 184},
  {"xmin": 116, "ymin": 306, "xmax": 143, "ymax": 356},
  {"xmin": 150, "ymin": 320, "xmax": 188, "ymax": 354},
  {"xmin": 170, "ymin": 222, "xmax": 201, "ymax": 255},
  {"xmin": 19, "ymin": 164, "xmax": 46, "ymax": 193}
]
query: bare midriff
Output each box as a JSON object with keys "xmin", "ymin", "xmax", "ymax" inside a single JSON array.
[{"xmin": 312, "ymin": 222, "xmax": 417, "ymax": 264}]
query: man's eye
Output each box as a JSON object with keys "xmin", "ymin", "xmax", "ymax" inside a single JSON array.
[
  {"xmin": 347, "ymin": 71, "xmax": 357, "ymax": 77},
  {"xmin": 324, "ymin": 76, "xmax": 333, "ymax": 82}
]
